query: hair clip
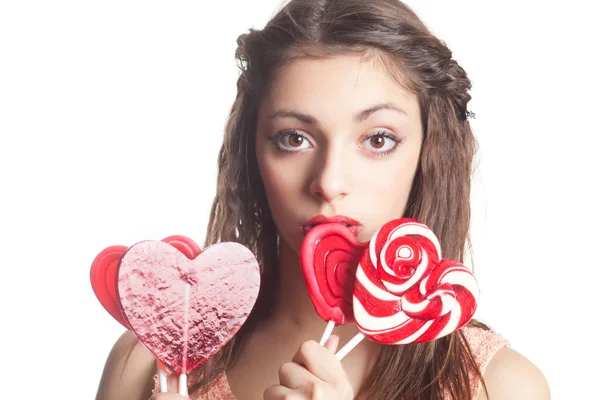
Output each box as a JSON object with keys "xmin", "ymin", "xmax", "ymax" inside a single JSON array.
[{"xmin": 465, "ymin": 110, "xmax": 476, "ymax": 120}]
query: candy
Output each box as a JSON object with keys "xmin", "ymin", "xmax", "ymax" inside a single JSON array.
[
  {"xmin": 90, "ymin": 245, "xmax": 129, "ymax": 327},
  {"xmin": 90, "ymin": 235, "xmax": 201, "ymax": 328},
  {"xmin": 118, "ymin": 240, "xmax": 260, "ymax": 375},
  {"xmin": 300, "ymin": 223, "xmax": 366, "ymax": 325},
  {"xmin": 353, "ymin": 218, "xmax": 479, "ymax": 344}
]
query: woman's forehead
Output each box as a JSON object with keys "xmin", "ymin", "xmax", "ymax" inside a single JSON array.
[{"xmin": 259, "ymin": 55, "xmax": 419, "ymax": 122}]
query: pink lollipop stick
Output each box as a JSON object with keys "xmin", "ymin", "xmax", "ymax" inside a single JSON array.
[
  {"xmin": 300, "ymin": 223, "xmax": 366, "ymax": 344},
  {"xmin": 335, "ymin": 218, "xmax": 480, "ymax": 359}
]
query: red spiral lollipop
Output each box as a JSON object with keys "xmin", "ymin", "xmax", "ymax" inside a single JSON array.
[
  {"xmin": 300, "ymin": 223, "xmax": 366, "ymax": 325},
  {"xmin": 300, "ymin": 223, "xmax": 366, "ymax": 344},
  {"xmin": 353, "ymin": 218, "xmax": 479, "ymax": 345}
]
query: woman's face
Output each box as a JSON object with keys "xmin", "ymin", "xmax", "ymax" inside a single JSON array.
[{"xmin": 256, "ymin": 54, "xmax": 423, "ymax": 254}]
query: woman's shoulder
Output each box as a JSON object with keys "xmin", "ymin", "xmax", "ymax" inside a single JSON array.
[
  {"xmin": 479, "ymin": 346, "xmax": 550, "ymax": 399},
  {"xmin": 96, "ymin": 330, "xmax": 157, "ymax": 400},
  {"xmin": 460, "ymin": 324, "xmax": 550, "ymax": 400},
  {"xmin": 460, "ymin": 323, "xmax": 510, "ymax": 370}
]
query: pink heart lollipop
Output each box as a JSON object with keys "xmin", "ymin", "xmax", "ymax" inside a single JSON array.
[
  {"xmin": 353, "ymin": 218, "xmax": 479, "ymax": 344},
  {"xmin": 117, "ymin": 240, "xmax": 260, "ymax": 376},
  {"xmin": 300, "ymin": 223, "xmax": 366, "ymax": 325},
  {"xmin": 90, "ymin": 235, "xmax": 201, "ymax": 328}
]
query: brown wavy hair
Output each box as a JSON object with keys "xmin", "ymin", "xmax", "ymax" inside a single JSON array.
[{"xmin": 193, "ymin": 0, "xmax": 489, "ymax": 398}]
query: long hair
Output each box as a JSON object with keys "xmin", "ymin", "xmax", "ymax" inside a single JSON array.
[{"xmin": 195, "ymin": 0, "xmax": 487, "ymax": 398}]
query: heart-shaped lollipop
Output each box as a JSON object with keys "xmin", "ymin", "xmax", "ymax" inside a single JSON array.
[
  {"xmin": 353, "ymin": 218, "xmax": 479, "ymax": 344},
  {"xmin": 90, "ymin": 235, "xmax": 201, "ymax": 327},
  {"xmin": 118, "ymin": 240, "xmax": 260, "ymax": 375},
  {"xmin": 90, "ymin": 245, "xmax": 129, "ymax": 326},
  {"xmin": 300, "ymin": 223, "xmax": 366, "ymax": 326}
]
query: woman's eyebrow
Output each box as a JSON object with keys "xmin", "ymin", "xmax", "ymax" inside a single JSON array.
[
  {"xmin": 356, "ymin": 102, "xmax": 406, "ymax": 121},
  {"xmin": 267, "ymin": 102, "xmax": 406, "ymax": 126}
]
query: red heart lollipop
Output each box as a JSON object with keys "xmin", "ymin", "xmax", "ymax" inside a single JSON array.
[
  {"xmin": 353, "ymin": 218, "xmax": 479, "ymax": 344},
  {"xmin": 118, "ymin": 240, "xmax": 260, "ymax": 375},
  {"xmin": 90, "ymin": 235, "xmax": 201, "ymax": 328},
  {"xmin": 90, "ymin": 245, "xmax": 129, "ymax": 326},
  {"xmin": 300, "ymin": 223, "xmax": 366, "ymax": 325}
]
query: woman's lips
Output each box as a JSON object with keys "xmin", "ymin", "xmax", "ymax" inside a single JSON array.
[{"xmin": 301, "ymin": 215, "xmax": 362, "ymax": 236}]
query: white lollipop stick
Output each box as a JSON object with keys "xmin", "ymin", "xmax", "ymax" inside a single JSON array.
[
  {"xmin": 179, "ymin": 374, "xmax": 188, "ymax": 395},
  {"xmin": 179, "ymin": 283, "xmax": 190, "ymax": 395},
  {"xmin": 319, "ymin": 320, "xmax": 336, "ymax": 345},
  {"xmin": 158, "ymin": 362, "xmax": 168, "ymax": 392},
  {"xmin": 335, "ymin": 332, "xmax": 365, "ymax": 360}
]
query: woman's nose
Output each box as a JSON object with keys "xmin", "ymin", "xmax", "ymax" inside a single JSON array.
[{"xmin": 309, "ymin": 147, "xmax": 351, "ymax": 203}]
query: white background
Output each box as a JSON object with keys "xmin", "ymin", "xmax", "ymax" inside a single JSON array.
[{"xmin": 1, "ymin": 1, "xmax": 598, "ymax": 398}]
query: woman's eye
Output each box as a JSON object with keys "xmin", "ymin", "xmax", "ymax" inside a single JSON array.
[
  {"xmin": 369, "ymin": 135, "xmax": 386, "ymax": 149},
  {"xmin": 362, "ymin": 131, "xmax": 400, "ymax": 155},
  {"xmin": 269, "ymin": 130, "xmax": 312, "ymax": 153},
  {"xmin": 287, "ymin": 133, "xmax": 305, "ymax": 148}
]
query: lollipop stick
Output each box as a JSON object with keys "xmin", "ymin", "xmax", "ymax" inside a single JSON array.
[
  {"xmin": 179, "ymin": 374, "xmax": 188, "ymax": 395},
  {"xmin": 179, "ymin": 283, "xmax": 190, "ymax": 396},
  {"xmin": 157, "ymin": 362, "xmax": 168, "ymax": 393},
  {"xmin": 319, "ymin": 320, "xmax": 336, "ymax": 345},
  {"xmin": 335, "ymin": 332, "xmax": 365, "ymax": 360}
]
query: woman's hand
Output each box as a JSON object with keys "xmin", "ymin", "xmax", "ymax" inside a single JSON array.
[
  {"xmin": 148, "ymin": 371, "xmax": 190, "ymax": 400},
  {"xmin": 264, "ymin": 335, "xmax": 354, "ymax": 400}
]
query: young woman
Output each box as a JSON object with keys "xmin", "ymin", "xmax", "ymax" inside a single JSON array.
[{"xmin": 96, "ymin": 0, "xmax": 550, "ymax": 399}]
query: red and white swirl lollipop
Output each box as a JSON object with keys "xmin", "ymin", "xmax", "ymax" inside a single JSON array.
[{"xmin": 336, "ymin": 218, "xmax": 479, "ymax": 359}]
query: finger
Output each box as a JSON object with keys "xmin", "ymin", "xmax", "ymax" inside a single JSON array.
[
  {"xmin": 264, "ymin": 384, "xmax": 309, "ymax": 400},
  {"xmin": 278, "ymin": 361, "xmax": 322, "ymax": 389},
  {"xmin": 311, "ymin": 382, "xmax": 326, "ymax": 400},
  {"xmin": 323, "ymin": 334, "xmax": 339, "ymax": 353},
  {"xmin": 314, "ymin": 380, "xmax": 353, "ymax": 400},
  {"xmin": 292, "ymin": 340, "xmax": 347, "ymax": 385}
]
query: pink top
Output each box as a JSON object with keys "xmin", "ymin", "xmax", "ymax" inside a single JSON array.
[{"xmin": 153, "ymin": 325, "xmax": 509, "ymax": 400}]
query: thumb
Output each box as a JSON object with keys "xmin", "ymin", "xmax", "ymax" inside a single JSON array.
[{"xmin": 323, "ymin": 334, "xmax": 339, "ymax": 353}]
